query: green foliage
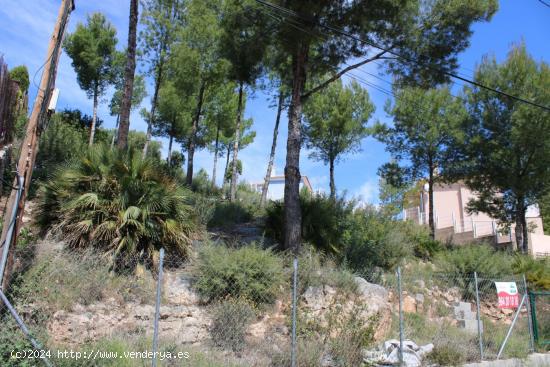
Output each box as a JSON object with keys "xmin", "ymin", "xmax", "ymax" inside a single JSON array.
[
  {"xmin": 37, "ymin": 145, "xmax": 199, "ymax": 270},
  {"xmin": 455, "ymin": 43, "xmax": 550, "ymax": 253},
  {"xmin": 414, "ymin": 237, "xmax": 443, "ymax": 260},
  {"xmin": 208, "ymin": 201, "xmax": 253, "ymax": 229},
  {"xmin": 303, "ymin": 79, "xmax": 374, "ymax": 197},
  {"xmin": 208, "ymin": 183, "xmax": 261, "ymax": 228},
  {"xmin": 435, "ymin": 244, "xmax": 513, "ymax": 297},
  {"xmin": 34, "ymin": 112, "xmax": 88, "ymax": 182},
  {"xmin": 193, "ymin": 244, "xmax": 284, "ymax": 306},
  {"xmin": 296, "ymin": 246, "xmax": 358, "ymax": 296},
  {"xmin": 109, "ymin": 74, "xmax": 147, "ymax": 116},
  {"xmin": 63, "ymin": 13, "xmax": 118, "ymax": 98},
  {"xmin": 265, "ymin": 193, "xmax": 355, "ymax": 255},
  {"xmin": 512, "ymin": 255, "xmax": 550, "ymax": 290},
  {"xmin": 375, "ymin": 86, "xmax": 467, "ymax": 237},
  {"xmin": 265, "ymin": 194, "xmax": 434, "ymax": 276},
  {"xmin": 9, "ymin": 65, "xmax": 29, "ymax": 94},
  {"xmin": 10, "ymin": 250, "xmax": 155, "ymax": 315},
  {"xmin": 427, "ymin": 344, "xmax": 466, "ymax": 366},
  {"xmin": 342, "ymin": 206, "xmax": 416, "ymax": 278},
  {"xmin": 210, "ymin": 299, "xmax": 255, "ymax": 352},
  {"xmin": 0, "ymin": 317, "xmax": 35, "ymax": 367}
]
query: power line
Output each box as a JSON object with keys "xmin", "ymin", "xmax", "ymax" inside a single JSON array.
[
  {"xmin": 254, "ymin": 0, "xmax": 550, "ymax": 112},
  {"xmin": 538, "ymin": 0, "xmax": 550, "ymax": 8}
]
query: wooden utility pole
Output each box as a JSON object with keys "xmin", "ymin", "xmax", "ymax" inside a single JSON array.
[{"xmin": 0, "ymin": 0, "xmax": 75, "ymax": 291}]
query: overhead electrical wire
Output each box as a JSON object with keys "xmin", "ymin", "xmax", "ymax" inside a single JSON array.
[{"xmin": 254, "ymin": 0, "xmax": 550, "ymax": 112}]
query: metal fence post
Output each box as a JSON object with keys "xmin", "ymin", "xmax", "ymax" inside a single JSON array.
[
  {"xmin": 0, "ymin": 290, "xmax": 53, "ymax": 367},
  {"xmin": 522, "ymin": 274, "xmax": 535, "ymax": 352},
  {"xmin": 474, "ymin": 272, "xmax": 484, "ymax": 360},
  {"xmin": 497, "ymin": 293, "xmax": 527, "ymax": 359},
  {"xmin": 152, "ymin": 248, "xmax": 165, "ymax": 367},
  {"xmin": 291, "ymin": 257, "xmax": 298, "ymax": 367},
  {"xmin": 397, "ymin": 266, "xmax": 404, "ymax": 366}
]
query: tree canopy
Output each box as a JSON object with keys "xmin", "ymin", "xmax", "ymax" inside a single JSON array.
[
  {"xmin": 303, "ymin": 79, "xmax": 374, "ymax": 198},
  {"xmin": 453, "ymin": 43, "xmax": 550, "ymax": 252},
  {"xmin": 375, "ymin": 86, "xmax": 467, "ymax": 238}
]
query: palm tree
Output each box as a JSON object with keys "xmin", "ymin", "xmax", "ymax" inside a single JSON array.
[{"xmin": 38, "ymin": 146, "xmax": 199, "ymax": 270}]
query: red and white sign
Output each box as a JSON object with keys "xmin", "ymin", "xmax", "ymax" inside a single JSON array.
[{"xmin": 495, "ymin": 282, "xmax": 520, "ymax": 309}]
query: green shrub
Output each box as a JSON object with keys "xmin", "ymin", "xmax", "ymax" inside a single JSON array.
[
  {"xmin": 343, "ymin": 206, "xmax": 414, "ymax": 277},
  {"xmin": 512, "ymin": 255, "xmax": 550, "ymax": 290},
  {"xmin": 427, "ymin": 344, "xmax": 465, "ymax": 366},
  {"xmin": 435, "ymin": 244, "xmax": 514, "ymax": 297},
  {"xmin": 210, "ymin": 299, "xmax": 255, "ymax": 352},
  {"xmin": 295, "ymin": 247, "xmax": 358, "ymax": 295},
  {"xmin": 208, "ymin": 201, "xmax": 254, "ymax": 228},
  {"xmin": 37, "ymin": 146, "xmax": 199, "ymax": 270},
  {"xmin": 0, "ymin": 317, "xmax": 36, "ymax": 367},
  {"xmin": 269, "ymin": 338, "xmax": 324, "ymax": 367},
  {"xmin": 193, "ymin": 244, "xmax": 285, "ymax": 306},
  {"xmin": 10, "ymin": 250, "xmax": 155, "ymax": 315},
  {"xmin": 265, "ymin": 193, "xmax": 355, "ymax": 255}
]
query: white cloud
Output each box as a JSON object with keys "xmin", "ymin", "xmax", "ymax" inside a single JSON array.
[{"xmin": 354, "ymin": 179, "xmax": 379, "ymax": 205}]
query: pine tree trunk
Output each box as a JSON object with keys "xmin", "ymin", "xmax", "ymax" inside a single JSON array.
[
  {"xmin": 515, "ymin": 200, "xmax": 528, "ymax": 253},
  {"xmin": 428, "ymin": 162, "xmax": 435, "ymax": 240},
  {"xmin": 211, "ymin": 123, "xmax": 220, "ymax": 187},
  {"xmin": 224, "ymin": 146, "xmax": 231, "ymax": 185},
  {"xmin": 260, "ymin": 90, "xmax": 284, "ymax": 208},
  {"xmin": 521, "ymin": 211, "xmax": 529, "ymax": 254},
  {"xmin": 110, "ymin": 114, "xmax": 119, "ymax": 149},
  {"xmin": 329, "ymin": 157, "xmax": 336, "ymax": 199},
  {"xmin": 89, "ymin": 87, "xmax": 98, "ymax": 146},
  {"xmin": 117, "ymin": 0, "xmax": 138, "ymax": 150},
  {"xmin": 230, "ymin": 82, "xmax": 244, "ymax": 201},
  {"xmin": 167, "ymin": 134, "xmax": 173, "ymax": 166},
  {"xmin": 186, "ymin": 80, "xmax": 206, "ymax": 186},
  {"xmin": 284, "ymin": 44, "xmax": 308, "ymax": 252}
]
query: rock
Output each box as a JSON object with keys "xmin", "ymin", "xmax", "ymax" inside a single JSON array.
[
  {"xmin": 415, "ymin": 293, "xmax": 425, "ymax": 304},
  {"xmin": 403, "ymin": 295, "xmax": 417, "ymax": 313},
  {"xmin": 300, "ymin": 277, "xmax": 392, "ymax": 342}
]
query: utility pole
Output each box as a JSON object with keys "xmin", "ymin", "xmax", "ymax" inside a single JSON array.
[{"xmin": 0, "ymin": 0, "xmax": 75, "ymax": 291}]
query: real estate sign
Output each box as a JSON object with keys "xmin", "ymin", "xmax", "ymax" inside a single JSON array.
[{"xmin": 495, "ymin": 282, "xmax": 519, "ymax": 309}]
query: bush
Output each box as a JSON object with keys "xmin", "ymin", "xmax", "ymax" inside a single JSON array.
[
  {"xmin": 342, "ymin": 206, "xmax": 414, "ymax": 277},
  {"xmin": 295, "ymin": 246, "xmax": 358, "ymax": 295},
  {"xmin": 208, "ymin": 201, "xmax": 254, "ymax": 228},
  {"xmin": 435, "ymin": 244, "xmax": 513, "ymax": 297},
  {"xmin": 10, "ymin": 249, "xmax": 155, "ymax": 314},
  {"xmin": 512, "ymin": 255, "xmax": 550, "ymax": 290},
  {"xmin": 435, "ymin": 244, "xmax": 513, "ymax": 278},
  {"xmin": 37, "ymin": 146, "xmax": 200, "ymax": 271},
  {"xmin": 265, "ymin": 193, "xmax": 355, "ymax": 255},
  {"xmin": 427, "ymin": 344, "xmax": 466, "ymax": 366},
  {"xmin": 210, "ymin": 299, "xmax": 255, "ymax": 352},
  {"xmin": 193, "ymin": 244, "xmax": 285, "ymax": 306}
]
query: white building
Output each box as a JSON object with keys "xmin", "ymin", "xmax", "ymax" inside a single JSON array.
[{"xmin": 252, "ymin": 167, "xmax": 313, "ymax": 201}]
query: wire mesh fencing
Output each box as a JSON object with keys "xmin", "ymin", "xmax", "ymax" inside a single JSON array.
[
  {"xmin": 381, "ymin": 268, "xmax": 534, "ymax": 365},
  {"xmin": 0, "ymin": 238, "xmax": 542, "ymax": 367},
  {"xmin": 530, "ymin": 291, "xmax": 550, "ymax": 348}
]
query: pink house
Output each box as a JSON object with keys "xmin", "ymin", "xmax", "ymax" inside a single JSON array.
[{"xmin": 403, "ymin": 182, "xmax": 550, "ymax": 257}]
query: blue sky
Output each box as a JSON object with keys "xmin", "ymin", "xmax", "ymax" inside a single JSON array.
[{"xmin": 0, "ymin": 0, "xmax": 548, "ymax": 203}]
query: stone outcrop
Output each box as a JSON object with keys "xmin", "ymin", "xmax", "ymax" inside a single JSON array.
[
  {"xmin": 300, "ymin": 276, "xmax": 392, "ymax": 341},
  {"xmin": 48, "ymin": 273, "xmax": 393, "ymax": 348}
]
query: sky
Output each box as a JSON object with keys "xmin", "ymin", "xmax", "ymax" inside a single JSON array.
[{"xmin": 0, "ymin": 0, "xmax": 548, "ymax": 204}]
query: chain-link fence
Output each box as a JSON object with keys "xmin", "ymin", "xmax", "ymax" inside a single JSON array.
[
  {"xmin": 381, "ymin": 268, "xmax": 535, "ymax": 366},
  {"xmin": 530, "ymin": 291, "xmax": 550, "ymax": 348},
  {"xmin": 0, "ymin": 239, "xmax": 543, "ymax": 366}
]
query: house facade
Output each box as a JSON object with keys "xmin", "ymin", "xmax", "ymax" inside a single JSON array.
[{"xmin": 403, "ymin": 182, "xmax": 550, "ymax": 257}]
